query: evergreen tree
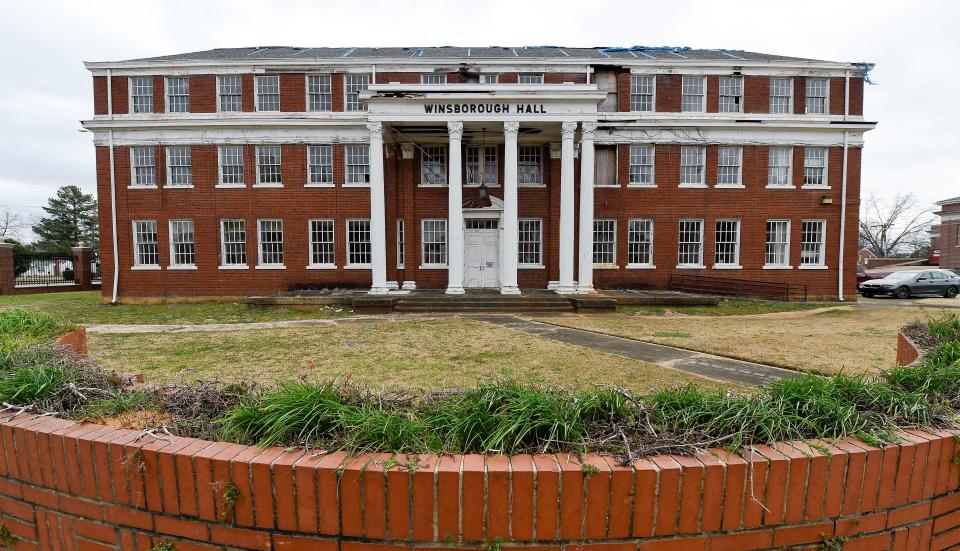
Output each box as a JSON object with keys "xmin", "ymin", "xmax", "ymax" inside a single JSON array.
[{"xmin": 31, "ymin": 186, "xmax": 99, "ymax": 253}]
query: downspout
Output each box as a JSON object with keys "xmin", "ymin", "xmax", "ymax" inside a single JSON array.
[
  {"xmin": 107, "ymin": 68, "xmax": 120, "ymax": 304},
  {"xmin": 837, "ymin": 70, "xmax": 851, "ymax": 301}
]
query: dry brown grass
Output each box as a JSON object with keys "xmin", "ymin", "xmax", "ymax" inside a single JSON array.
[
  {"xmin": 534, "ymin": 306, "xmax": 955, "ymax": 374},
  {"xmin": 87, "ymin": 318, "xmax": 736, "ymax": 392}
]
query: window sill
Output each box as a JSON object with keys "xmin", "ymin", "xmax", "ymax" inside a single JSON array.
[
  {"xmin": 626, "ymin": 184, "xmax": 657, "ymax": 189},
  {"xmin": 419, "ymin": 265, "xmax": 448, "ymax": 270},
  {"xmin": 626, "ymin": 264, "xmax": 656, "ymax": 270},
  {"xmin": 218, "ymin": 265, "xmax": 249, "ymax": 270},
  {"xmin": 799, "ymin": 265, "xmax": 829, "ymax": 270},
  {"xmin": 678, "ymin": 184, "xmax": 708, "ymax": 189},
  {"xmin": 763, "ymin": 265, "xmax": 794, "ymax": 270},
  {"xmin": 131, "ymin": 265, "xmax": 161, "ymax": 271},
  {"xmin": 593, "ymin": 263, "xmax": 619, "ymax": 269},
  {"xmin": 252, "ymin": 184, "xmax": 283, "ymax": 189},
  {"xmin": 127, "ymin": 185, "xmax": 158, "ymax": 190},
  {"xmin": 766, "ymin": 185, "xmax": 796, "ymax": 190},
  {"xmin": 163, "ymin": 185, "xmax": 194, "ymax": 189},
  {"xmin": 519, "ymin": 264, "xmax": 544, "ymax": 270},
  {"xmin": 307, "ymin": 264, "xmax": 337, "ymax": 270},
  {"xmin": 714, "ymin": 184, "xmax": 745, "ymax": 189},
  {"xmin": 464, "ymin": 184, "xmax": 500, "ymax": 188},
  {"xmin": 676, "ymin": 265, "xmax": 706, "ymax": 270},
  {"xmin": 343, "ymin": 183, "xmax": 371, "ymax": 188},
  {"xmin": 305, "ymin": 183, "xmax": 335, "ymax": 188},
  {"xmin": 418, "ymin": 184, "xmax": 448, "ymax": 188},
  {"xmin": 255, "ymin": 264, "xmax": 286, "ymax": 270},
  {"xmin": 344, "ymin": 264, "xmax": 372, "ymax": 270},
  {"xmin": 168, "ymin": 265, "xmax": 197, "ymax": 270},
  {"xmin": 518, "ymin": 184, "xmax": 546, "ymax": 189},
  {"xmin": 801, "ymin": 185, "xmax": 831, "ymax": 190},
  {"xmin": 713, "ymin": 265, "xmax": 742, "ymax": 270},
  {"xmin": 215, "ymin": 184, "xmax": 246, "ymax": 189}
]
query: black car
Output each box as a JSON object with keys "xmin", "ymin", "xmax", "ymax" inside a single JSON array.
[{"xmin": 858, "ymin": 269, "xmax": 960, "ymax": 299}]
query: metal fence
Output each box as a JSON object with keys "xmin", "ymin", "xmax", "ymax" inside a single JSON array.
[
  {"xmin": 13, "ymin": 252, "xmax": 78, "ymax": 288},
  {"xmin": 91, "ymin": 251, "xmax": 102, "ymax": 284},
  {"xmin": 669, "ymin": 273, "xmax": 808, "ymax": 302}
]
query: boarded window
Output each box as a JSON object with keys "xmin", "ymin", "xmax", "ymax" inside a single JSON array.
[
  {"xmin": 595, "ymin": 70, "xmax": 618, "ymax": 112},
  {"xmin": 594, "ymin": 145, "xmax": 617, "ymax": 187}
]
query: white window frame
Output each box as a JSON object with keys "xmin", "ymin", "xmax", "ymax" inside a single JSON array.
[
  {"xmin": 715, "ymin": 146, "xmax": 743, "ymax": 187},
  {"xmin": 803, "ymin": 147, "xmax": 829, "ymax": 188},
  {"xmin": 129, "ymin": 77, "xmax": 153, "ymax": 114},
  {"xmin": 421, "ymin": 74, "xmax": 448, "ymax": 84},
  {"xmin": 627, "ymin": 219, "xmax": 654, "ymax": 268},
  {"xmin": 764, "ymin": 220, "xmax": 792, "ymax": 269},
  {"xmin": 129, "ymin": 146, "xmax": 156, "ymax": 188},
  {"xmin": 681, "ymin": 76, "xmax": 706, "ymax": 113},
  {"xmin": 679, "ymin": 146, "xmax": 706, "ymax": 187},
  {"xmin": 518, "ymin": 145, "xmax": 543, "ymax": 186},
  {"xmin": 713, "ymin": 219, "xmax": 741, "ymax": 269},
  {"xmin": 800, "ymin": 220, "xmax": 827, "ymax": 268},
  {"xmin": 480, "ymin": 74, "xmax": 499, "ymax": 84},
  {"xmin": 718, "ymin": 77, "xmax": 743, "ymax": 113},
  {"xmin": 255, "ymin": 75, "xmax": 280, "ymax": 112},
  {"xmin": 420, "ymin": 218, "xmax": 448, "ymax": 268},
  {"xmin": 346, "ymin": 219, "xmax": 372, "ymax": 267},
  {"xmin": 593, "ymin": 219, "xmax": 617, "ymax": 267},
  {"xmin": 255, "ymin": 145, "xmax": 282, "ymax": 187},
  {"xmin": 219, "ymin": 219, "xmax": 248, "ymax": 269},
  {"xmin": 677, "ymin": 219, "xmax": 705, "ymax": 268},
  {"xmin": 518, "ymin": 73, "xmax": 544, "ymax": 84},
  {"xmin": 168, "ymin": 219, "xmax": 196, "ymax": 269},
  {"xmin": 132, "ymin": 220, "xmax": 160, "ymax": 269},
  {"xmin": 256, "ymin": 219, "xmax": 285, "ymax": 269},
  {"xmin": 767, "ymin": 146, "xmax": 793, "ymax": 188},
  {"xmin": 165, "ymin": 146, "xmax": 193, "ymax": 187},
  {"xmin": 217, "ymin": 75, "xmax": 243, "ymax": 112},
  {"xmin": 306, "ymin": 74, "xmax": 332, "ymax": 112},
  {"xmin": 306, "ymin": 145, "xmax": 334, "ymax": 187},
  {"xmin": 345, "ymin": 144, "xmax": 371, "ymax": 186},
  {"xmin": 518, "ymin": 218, "xmax": 543, "ymax": 268},
  {"xmin": 396, "ymin": 219, "xmax": 405, "ymax": 268},
  {"xmin": 218, "ymin": 145, "xmax": 245, "ymax": 187},
  {"xmin": 805, "ymin": 78, "xmax": 829, "ymax": 115},
  {"xmin": 344, "ymin": 74, "xmax": 370, "ymax": 112},
  {"xmin": 165, "ymin": 76, "xmax": 190, "ymax": 113},
  {"xmin": 769, "ymin": 77, "xmax": 793, "ymax": 114},
  {"xmin": 629, "ymin": 75, "xmax": 656, "ymax": 112},
  {"xmin": 628, "ymin": 145, "xmax": 655, "ymax": 187},
  {"xmin": 465, "ymin": 145, "xmax": 498, "ymax": 186},
  {"xmin": 420, "ymin": 145, "xmax": 447, "ymax": 186},
  {"xmin": 307, "ymin": 219, "xmax": 336, "ymax": 269}
]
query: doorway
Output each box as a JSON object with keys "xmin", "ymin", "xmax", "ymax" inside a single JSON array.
[{"xmin": 463, "ymin": 218, "xmax": 500, "ymax": 289}]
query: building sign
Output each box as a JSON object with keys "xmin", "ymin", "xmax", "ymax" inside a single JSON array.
[{"xmin": 423, "ymin": 103, "xmax": 548, "ymax": 115}]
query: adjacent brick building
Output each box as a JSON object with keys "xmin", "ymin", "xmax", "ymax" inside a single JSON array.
[
  {"xmin": 934, "ymin": 197, "xmax": 960, "ymax": 270},
  {"xmin": 81, "ymin": 46, "xmax": 875, "ymax": 301}
]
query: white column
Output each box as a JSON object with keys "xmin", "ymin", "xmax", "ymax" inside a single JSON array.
[
  {"xmin": 367, "ymin": 121, "xmax": 389, "ymax": 294},
  {"xmin": 556, "ymin": 121, "xmax": 577, "ymax": 294},
  {"xmin": 446, "ymin": 121, "xmax": 465, "ymax": 295},
  {"xmin": 500, "ymin": 121, "xmax": 520, "ymax": 295},
  {"xmin": 577, "ymin": 122, "xmax": 597, "ymax": 293}
]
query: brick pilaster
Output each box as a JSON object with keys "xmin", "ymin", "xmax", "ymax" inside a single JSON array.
[
  {"xmin": 72, "ymin": 246, "xmax": 94, "ymax": 291},
  {"xmin": 0, "ymin": 243, "xmax": 14, "ymax": 295}
]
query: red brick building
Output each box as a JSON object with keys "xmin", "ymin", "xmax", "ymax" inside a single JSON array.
[
  {"xmin": 82, "ymin": 46, "xmax": 875, "ymax": 301},
  {"xmin": 934, "ymin": 197, "xmax": 960, "ymax": 270}
]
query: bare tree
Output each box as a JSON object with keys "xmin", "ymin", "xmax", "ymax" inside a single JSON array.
[
  {"xmin": 859, "ymin": 193, "xmax": 933, "ymax": 257},
  {"xmin": 0, "ymin": 208, "xmax": 23, "ymax": 241}
]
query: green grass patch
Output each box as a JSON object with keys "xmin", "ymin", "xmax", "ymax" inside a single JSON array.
[
  {"xmin": 652, "ymin": 331, "xmax": 692, "ymax": 338},
  {"xmin": 0, "ymin": 308, "xmax": 73, "ymax": 357},
  {"xmin": 617, "ymin": 299, "xmax": 836, "ymax": 317}
]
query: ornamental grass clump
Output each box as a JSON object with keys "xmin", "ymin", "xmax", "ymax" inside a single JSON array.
[{"xmin": 0, "ymin": 308, "xmax": 71, "ymax": 358}]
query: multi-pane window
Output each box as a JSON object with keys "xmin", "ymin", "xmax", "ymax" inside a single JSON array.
[
  {"xmin": 130, "ymin": 77, "xmax": 153, "ymax": 114},
  {"xmin": 627, "ymin": 219, "xmax": 654, "ymax": 266},
  {"xmin": 220, "ymin": 220, "xmax": 247, "ymax": 267},
  {"xmin": 166, "ymin": 146, "xmax": 192, "ymax": 186},
  {"xmin": 518, "ymin": 219, "xmax": 542, "ymax": 266},
  {"xmin": 769, "ymin": 78, "xmax": 792, "ymax": 114},
  {"xmin": 306, "ymin": 75, "xmax": 332, "ymax": 111},
  {"xmin": 308, "ymin": 219, "xmax": 335, "ymax": 266},
  {"xmin": 805, "ymin": 78, "xmax": 829, "ymax": 114},
  {"xmin": 307, "ymin": 145, "xmax": 333, "ymax": 185},
  {"xmin": 767, "ymin": 146, "xmax": 793, "ymax": 187},
  {"xmin": 345, "ymin": 74, "xmax": 370, "ymax": 112},
  {"xmin": 396, "ymin": 219, "xmax": 405, "ymax": 268},
  {"xmin": 421, "ymin": 74, "xmax": 447, "ymax": 84},
  {"xmin": 166, "ymin": 77, "xmax": 189, "ymax": 113},
  {"xmin": 765, "ymin": 220, "xmax": 791, "ymax": 267},
  {"xmin": 480, "ymin": 74, "xmax": 499, "ymax": 84},
  {"xmin": 714, "ymin": 219, "xmax": 740, "ymax": 267},
  {"xmin": 256, "ymin": 145, "xmax": 282, "ymax": 185},
  {"xmin": 680, "ymin": 146, "xmax": 706, "ymax": 186},
  {"xmin": 718, "ymin": 77, "xmax": 743, "ymax": 113},
  {"xmin": 132, "ymin": 220, "xmax": 159, "ymax": 267},
  {"xmin": 218, "ymin": 76, "xmax": 242, "ymax": 112},
  {"xmin": 131, "ymin": 147, "xmax": 156, "ymax": 186},
  {"xmin": 347, "ymin": 219, "xmax": 372, "ymax": 265},
  {"xmin": 678, "ymin": 219, "xmax": 704, "ymax": 267},
  {"xmin": 518, "ymin": 73, "xmax": 544, "ymax": 84},
  {"xmin": 593, "ymin": 219, "xmax": 617, "ymax": 265},
  {"xmin": 421, "ymin": 219, "xmax": 448, "ymax": 266},
  {"xmin": 629, "ymin": 145, "xmax": 655, "ymax": 185},
  {"xmin": 421, "ymin": 146, "xmax": 446, "ymax": 186},
  {"xmin": 346, "ymin": 145, "xmax": 370, "ymax": 185},
  {"xmin": 255, "ymin": 75, "xmax": 280, "ymax": 112},
  {"xmin": 681, "ymin": 76, "xmax": 706, "ymax": 112},
  {"xmin": 257, "ymin": 219, "xmax": 284, "ymax": 266},
  {"xmin": 716, "ymin": 146, "xmax": 742, "ymax": 186},
  {"xmin": 801, "ymin": 220, "xmax": 826, "ymax": 266},
  {"xmin": 630, "ymin": 75, "xmax": 655, "ymax": 112},
  {"xmin": 518, "ymin": 145, "xmax": 542, "ymax": 185},
  {"xmin": 168, "ymin": 220, "xmax": 195, "ymax": 267},
  {"xmin": 594, "ymin": 146, "xmax": 617, "ymax": 187},
  {"xmin": 803, "ymin": 147, "xmax": 828, "ymax": 187},
  {"xmin": 219, "ymin": 145, "xmax": 244, "ymax": 185},
  {"xmin": 466, "ymin": 146, "xmax": 498, "ymax": 186}
]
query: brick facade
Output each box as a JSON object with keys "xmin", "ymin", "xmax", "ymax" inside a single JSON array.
[{"xmin": 937, "ymin": 201, "xmax": 960, "ymax": 271}]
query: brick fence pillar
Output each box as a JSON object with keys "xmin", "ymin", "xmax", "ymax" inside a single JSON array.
[
  {"xmin": 71, "ymin": 246, "xmax": 94, "ymax": 291},
  {"xmin": 0, "ymin": 242, "xmax": 14, "ymax": 295}
]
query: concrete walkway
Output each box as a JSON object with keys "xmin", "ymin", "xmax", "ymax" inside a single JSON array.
[{"xmin": 470, "ymin": 315, "xmax": 798, "ymax": 387}]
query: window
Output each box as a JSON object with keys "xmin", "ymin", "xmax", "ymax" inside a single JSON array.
[
  {"xmin": 345, "ymin": 145, "xmax": 370, "ymax": 185},
  {"xmin": 678, "ymin": 219, "xmax": 704, "ymax": 267},
  {"xmin": 166, "ymin": 77, "xmax": 189, "ymax": 113},
  {"xmin": 803, "ymin": 147, "xmax": 828, "ymax": 187},
  {"xmin": 257, "ymin": 219, "xmax": 284, "ymax": 266},
  {"xmin": 718, "ymin": 77, "xmax": 743, "ymax": 113},
  {"xmin": 681, "ymin": 76, "xmax": 706, "ymax": 112},
  {"xmin": 219, "ymin": 145, "xmax": 244, "ymax": 186},
  {"xmin": 714, "ymin": 219, "xmax": 740, "ymax": 267},
  {"xmin": 220, "ymin": 220, "xmax": 247, "ymax": 267},
  {"xmin": 168, "ymin": 220, "xmax": 195, "ymax": 267},
  {"xmin": 518, "ymin": 145, "xmax": 542, "ymax": 185},
  {"xmin": 769, "ymin": 78, "xmax": 792, "ymax": 114},
  {"xmin": 308, "ymin": 219, "xmax": 335, "ymax": 266},
  {"xmin": 630, "ymin": 75, "xmax": 655, "ymax": 112},
  {"xmin": 421, "ymin": 219, "xmax": 448, "ymax": 266},
  {"xmin": 421, "ymin": 145, "xmax": 446, "ymax": 186},
  {"xmin": 256, "ymin": 145, "xmax": 282, "ymax": 185},
  {"xmin": 627, "ymin": 219, "xmax": 654, "ymax": 266},
  {"xmin": 805, "ymin": 78, "xmax": 829, "ymax": 114},
  {"xmin": 347, "ymin": 219, "xmax": 372, "ymax": 265},
  {"xmin": 716, "ymin": 146, "xmax": 742, "ymax": 186},
  {"xmin": 518, "ymin": 219, "xmax": 542, "ymax": 266},
  {"xmin": 396, "ymin": 219, "xmax": 405, "ymax": 268},
  {"xmin": 628, "ymin": 145, "xmax": 655, "ymax": 186},
  {"xmin": 767, "ymin": 146, "xmax": 793, "ymax": 187},
  {"xmin": 307, "ymin": 75, "xmax": 332, "ymax": 111},
  {"xmin": 421, "ymin": 74, "xmax": 447, "ymax": 84},
  {"xmin": 801, "ymin": 220, "xmax": 826, "ymax": 266},
  {"xmin": 132, "ymin": 220, "xmax": 159, "ymax": 267},
  {"xmin": 518, "ymin": 73, "xmax": 544, "ymax": 84},
  {"xmin": 166, "ymin": 146, "xmax": 192, "ymax": 186},
  {"xmin": 307, "ymin": 145, "xmax": 333, "ymax": 186},
  {"xmin": 593, "ymin": 219, "xmax": 616, "ymax": 265},
  {"xmin": 130, "ymin": 77, "xmax": 153, "ymax": 114},
  {"xmin": 255, "ymin": 75, "xmax": 280, "ymax": 112},
  {"xmin": 218, "ymin": 76, "xmax": 242, "ymax": 112},
  {"xmin": 345, "ymin": 74, "xmax": 370, "ymax": 112},
  {"xmin": 765, "ymin": 220, "xmax": 791, "ymax": 267},
  {"xmin": 594, "ymin": 146, "xmax": 618, "ymax": 187},
  {"xmin": 130, "ymin": 147, "xmax": 156, "ymax": 187},
  {"xmin": 480, "ymin": 74, "xmax": 499, "ymax": 84},
  {"xmin": 466, "ymin": 146, "xmax": 498, "ymax": 186},
  {"xmin": 680, "ymin": 146, "xmax": 705, "ymax": 186}
]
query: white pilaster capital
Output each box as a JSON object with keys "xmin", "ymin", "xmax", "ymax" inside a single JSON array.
[
  {"xmin": 447, "ymin": 120, "xmax": 464, "ymax": 139},
  {"xmin": 561, "ymin": 121, "xmax": 577, "ymax": 139},
  {"xmin": 549, "ymin": 143, "xmax": 562, "ymax": 159},
  {"xmin": 366, "ymin": 121, "xmax": 383, "ymax": 139},
  {"xmin": 503, "ymin": 121, "xmax": 520, "ymax": 137},
  {"xmin": 400, "ymin": 143, "xmax": 415, "ymax": 159},
  {"xmin": 581, "ymin": 122, "xmax": 598, "ymax": 141}
]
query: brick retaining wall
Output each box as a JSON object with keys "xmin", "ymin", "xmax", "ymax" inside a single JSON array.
[
  {"xmin": 54, "ymin": 329, "xmax": 88, "ymax": 358},
  {"xmin": 897, "ymin": 331, "xmax": 922, "ymax": 367}
]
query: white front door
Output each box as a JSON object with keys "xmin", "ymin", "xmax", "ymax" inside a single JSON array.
[{"xmin": 463, "ymin": 223, "xmax": 500, "ymax": 289}]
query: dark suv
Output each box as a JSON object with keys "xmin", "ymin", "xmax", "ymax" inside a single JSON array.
[{"xmin": 858, "ymin": 269, "xmax": 960, "ymax": 299}]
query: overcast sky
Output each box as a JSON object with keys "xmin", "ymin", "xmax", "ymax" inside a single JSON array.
[{"xmin": 0, "ymin": 0, "xmax": 956, "ymax": 241}]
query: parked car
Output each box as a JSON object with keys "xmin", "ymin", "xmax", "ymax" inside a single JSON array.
[
  {"xmin": 858, "ymin": 269, "xmax": 960, "ymax": 299},
  {"xmin": 856, "ymin": 265, "xmax": 892, "ymax": 285}
]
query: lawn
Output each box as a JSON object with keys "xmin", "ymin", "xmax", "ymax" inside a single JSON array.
[
  {"xmin": 0, "ymin": 291, "xmax": 350, "ymax": 325},
  {"xmin": 617, "ymin": 299, "xmax": 838, "ymax": 316},
  {"xmin": 87, "ymin": 318, "xmax": 737, "ymax": 392},
  {"xmin": 534, "ymin": 306, "xmax": 953, "ymax": 375}
]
